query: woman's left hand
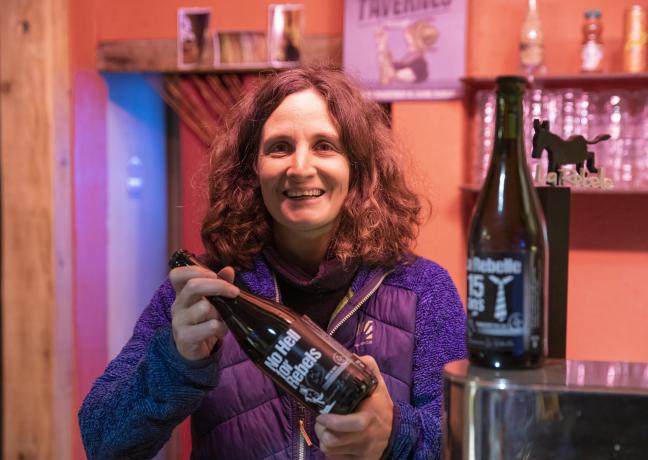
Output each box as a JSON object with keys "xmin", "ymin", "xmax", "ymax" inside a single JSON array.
[{"xmin": 314, "ymin": 355, "xmax": 393, "ymax": 460}]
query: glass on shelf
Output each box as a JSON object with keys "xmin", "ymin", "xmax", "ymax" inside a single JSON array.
[
  {"xmin": 633, "ymin": 90, "xmax": 648, "ymax": 189},
  {"xmin": 471, "ymin": 90, "xmax": 496, "ymax": 184},
  {"xmin": 472, "ymin": 85, "xmax": 648, "ymax": 191}
]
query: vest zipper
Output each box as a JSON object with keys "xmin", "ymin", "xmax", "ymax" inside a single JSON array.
[
  {"xmin": 298, "ymin": 403, "xmax": 312, "ymax": 460},
  {"xmin": 272, "ymin": 273, "xmax": 281, "ymax": 303},
  {"xmin": 329, "ymin": 270, "xmax": 392, "ymax": 335},
  {"xmin": 272, "ymin": 269, "xmax": 391, "ymax": 458}
]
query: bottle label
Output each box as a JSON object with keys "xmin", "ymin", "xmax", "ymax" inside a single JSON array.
[
  {"xmin": 520, "ymin": 43, "xmax": 543, "ymax": 66},
  {"xmin": 263, "ymin": 326, "xmax": 352, "ymax": 413},
  {"xmin": 623, "ymin": 39, "xmax": 647, "ymax": 72},
  {"xmin": 467, "ymin": 253, "xmax": 542, "ymax": 354},
  {"xmin": 581, "ymin": 43, "xmax": 603, "ymax": 72}
]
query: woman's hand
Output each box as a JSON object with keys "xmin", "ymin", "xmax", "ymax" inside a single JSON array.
[
  {"xmin": 315, "ymin": 356, "xmax": 394, "ymax": 460},
  {"xmin": 169, "ymin": 265, "xmax": 239, "ymax": 361}
]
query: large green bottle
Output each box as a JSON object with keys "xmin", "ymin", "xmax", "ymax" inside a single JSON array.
[{"xmin": 466, "ymin": 76, "xmax": 548, "ymax": 369}]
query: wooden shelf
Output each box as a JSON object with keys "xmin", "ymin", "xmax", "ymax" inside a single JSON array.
[
  {"xmin": 463, "ymin": 73, "xmax": 648, "ymax": 91},
  {"xmin": 461, "ymin": 183, "xmax": 648, "ymax": 195},
  {"xmin": 97, "ymin": 35, "xmax": 341, "ymax": 73}
]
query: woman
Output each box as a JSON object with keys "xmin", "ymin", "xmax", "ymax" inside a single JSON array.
[{"xmin": 79, "ymin": 66, "xmax": 467, "ymax": 459}]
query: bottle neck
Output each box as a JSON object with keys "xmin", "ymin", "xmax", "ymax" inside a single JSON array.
[
  {"xmin": 528, "ymin": 0, "xmax": 537, "ymax": 12},
  {"xmin": 492, "ymin": 89, "xmax": 525, "ymax": 162}
]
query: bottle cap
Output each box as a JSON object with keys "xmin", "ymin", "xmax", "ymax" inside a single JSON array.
[{"xmin": 584, "ymin": 10, "xmax": 601, "ymax": 18}]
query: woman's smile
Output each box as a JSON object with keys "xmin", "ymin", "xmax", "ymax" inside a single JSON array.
[{"xmin": 284, "ymin": 188, "xmax": 325, "ymax": 199}]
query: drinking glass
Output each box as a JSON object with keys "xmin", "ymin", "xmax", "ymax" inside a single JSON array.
[{"xmin": 473, "ymin": 89, "xmax": 496, "ymax": 183}]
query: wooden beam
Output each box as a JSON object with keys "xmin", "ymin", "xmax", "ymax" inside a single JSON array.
[
  {"xmin": 97, "ymin": 35, "xmax": 342, "ymax": 72},
  {"xmin": 0, "ymin": 0, "xmax": 73, "ymax": 458}
]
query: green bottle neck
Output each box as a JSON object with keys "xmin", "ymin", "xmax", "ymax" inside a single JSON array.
[{"xmin": 492, "ymin": 89, "xmax": 526, "ymax": 162}]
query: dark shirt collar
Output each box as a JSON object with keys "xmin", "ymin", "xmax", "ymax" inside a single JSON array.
[{"xmin": 261, "ymin": 245, "xmax": 359, "ymax": 293}]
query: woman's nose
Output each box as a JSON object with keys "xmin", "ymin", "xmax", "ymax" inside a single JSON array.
[{"xmin": 287, "ymin": 146, "xmax": 315, "ymax": 177}]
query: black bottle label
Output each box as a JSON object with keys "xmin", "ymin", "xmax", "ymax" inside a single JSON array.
[
  {"xmin": 263, "ymin": 325, "xmax": 353, "ymax": 414},
  {"xmin": 467, "ymin": 252, "xmax": 542, "ymax": 354}
]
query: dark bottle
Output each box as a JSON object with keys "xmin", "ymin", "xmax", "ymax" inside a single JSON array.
[
  {"xmin": 169, "ymin": 249, "xmax": 377, "ymax": 414},
  {"xmin": 466, "ymin": 76, "xmax": 548, "ymax": 369}
]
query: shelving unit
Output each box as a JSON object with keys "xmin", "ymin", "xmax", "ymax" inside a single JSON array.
[
  {"xmin": 463, "ymin": 72, "xmax": 648, "ymax": 91},
  {"xmin": 463, "ymin": 72, "xmax": 648, "ymax": 194},
  {"xmin": 461, "ymin": 183, "xmax": 648, "ymax": 194},
  {"xmin": 96, "ymin": 36, "xmax": 342, "ymax": 73}
]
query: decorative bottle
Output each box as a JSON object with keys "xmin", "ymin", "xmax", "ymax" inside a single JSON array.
[
  {"xmin": 581, "ymin": 10, "xmax": 604, "ymax": 73},
  {"xmin": 623, "ymin": 5, "xmax": 647, "ymax": 73},
  {"xmin": 520, "ymin": 0, "xmax": 545, "ymax": 75}
]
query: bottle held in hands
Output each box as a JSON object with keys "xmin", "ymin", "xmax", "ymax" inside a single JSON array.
[
  {"xmin": 169, "ymin": 249, "xmax": 378, "ymax": 414},
  {"xmin": 466, "ymin": 77, "xmax": 548, "ymax": 369}
]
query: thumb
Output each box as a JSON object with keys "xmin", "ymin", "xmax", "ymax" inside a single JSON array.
[
  {"xmin": 357, "ymin": 355, "xmax": 384, "ymax": 385},
  {"xmin": 217, "ymin": 266, "xmax": 236, "ymax": 284}
]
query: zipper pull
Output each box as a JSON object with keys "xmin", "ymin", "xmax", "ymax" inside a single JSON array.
[
  {"xmin": 298, "ymin": 406, "xmax": 313, "ymax": 447},
  {"xmin": 299, "ymin": 419, "xmax": 313, "ymax": 447}
]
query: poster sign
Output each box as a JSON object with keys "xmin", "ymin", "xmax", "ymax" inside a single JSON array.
[{"xmin": 343, "ymin": 0, "xmax": 467, "ymax": 101}]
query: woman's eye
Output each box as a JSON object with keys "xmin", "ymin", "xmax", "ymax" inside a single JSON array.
[
  {"xmin": 315, "ymin": 141, "xmax": 337, "ymax": 152},
  {"xmin": 267, "ymin": 142, "xmax": 291, "ymax": 154}
]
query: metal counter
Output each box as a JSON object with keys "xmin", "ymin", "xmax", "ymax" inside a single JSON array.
[{"xmin": 443, "ymin": 359, "xmax": 648, "ymax": 459}]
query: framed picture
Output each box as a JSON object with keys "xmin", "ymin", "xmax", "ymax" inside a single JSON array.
[
  {"xmin": 268, "ymin": 4, "xmax": 304, "ymax": 67},
  {"xmin": 177, "ymin": 7, "xmax": 212, "ymax": 69},
  {"xmin": 214, "ymin": 31, "xmax": 268, "ymax": 66},
  {"xmin": 343, "ymin": 0, "xmax": 467, "ymax": 101}
]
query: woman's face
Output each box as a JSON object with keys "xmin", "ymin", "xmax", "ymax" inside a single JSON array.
[{"xmin": 257, "ymin": 89, "xmax": 350, "ymax": 241}]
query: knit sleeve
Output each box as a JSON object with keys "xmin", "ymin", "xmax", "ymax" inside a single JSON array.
[
  {"xmin": 385, "ymin": 268, "xmax": 467, "ymax": 459},
  {"xmin": 78, "ymin": 279, "xmax": 220, "ymax": 460}
]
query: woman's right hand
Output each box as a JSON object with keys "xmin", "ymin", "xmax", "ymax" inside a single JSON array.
[{"xmin": 169, "ymin": 265, "xmax": 240, "ymax": 361}]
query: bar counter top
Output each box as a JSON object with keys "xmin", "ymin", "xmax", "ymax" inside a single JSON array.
[{"xmin": 443, "ymin": 359, "xmax": 648, "ymax": 459}]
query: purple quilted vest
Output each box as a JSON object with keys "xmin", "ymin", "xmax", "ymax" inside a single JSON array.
[{"xmin": 189, "ymin": 258, "xmax": 417, "ymax": 460}]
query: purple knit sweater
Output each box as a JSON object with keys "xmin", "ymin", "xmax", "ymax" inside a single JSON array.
[{"xmin": 79, "ymin": 255, "xmax": 467, "ymax": 459}]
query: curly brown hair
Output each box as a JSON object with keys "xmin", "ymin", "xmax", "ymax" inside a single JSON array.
[{"xmin": 201, "ymin": 66, "xmax": 424, "ymax": 269}]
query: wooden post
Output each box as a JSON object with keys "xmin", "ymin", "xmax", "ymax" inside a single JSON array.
[{"xmin": 0, "ymin": 0, "xmax": 73, "ymax": 458}]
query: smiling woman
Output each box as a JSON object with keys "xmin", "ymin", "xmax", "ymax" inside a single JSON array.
[
  {"xmin": 202, "ymin": 67, "xmax": 423, "ymax": 271},
  {"xmin": 257, "ymin": 89, "xmax": 351, "ymax": 274},
  {"xmin": 79, "ymin": 66, "xmax": 467, "ymax": 460}
]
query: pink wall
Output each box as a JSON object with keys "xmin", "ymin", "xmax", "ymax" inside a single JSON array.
[
  {"xmin": 69, "ymin": 1, "xmax": 107, "ymax": 459},
  {"xmin": 391, "ymin": 101, "xmax": 468, "ymax": 292}
]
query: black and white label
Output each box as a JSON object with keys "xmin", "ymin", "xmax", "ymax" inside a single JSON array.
[
  {"xmin": 467, "ymin": 253, "xmax": 542, "ymax": 353},
  {"xmin": 263, "ymin": 327, "xmax": 351, "ymax": 413}
]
